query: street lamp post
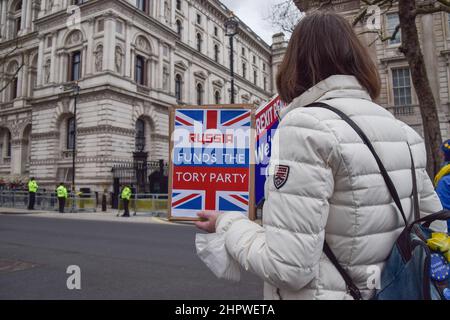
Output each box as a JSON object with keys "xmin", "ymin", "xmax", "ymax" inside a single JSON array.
[
  {"xmin": 62, "ymin": 82, "xmax": 80, "ymax": 212},
  {"xmin": 225, "ymin": 13, "xmax": 238, "ymax": 104}
]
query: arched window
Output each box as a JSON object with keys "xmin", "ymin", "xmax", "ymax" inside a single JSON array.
[
  {"xmin": 175, "ymin": 74, "xmax": 182, "ymax": 102},
  {"xmin": 135, "ymin": 119, "xmax": 145, "ymax": 152},
  {"xmin": 135, "ymin": 55, "xmax": 146, "ymax": 85},
  {"xmin": 214, "ymin": 45, "xmax": 219, "ymax": 63},
  {"xmin": 7, "ymin": 61, "xmax": 20, "ymax": 101},
  {"xmin": 196, "ymin": 83, "xmax": 203, "ymax": 105},
  {"xmin": 196, "ymin": 33, "xmax": 202, "ymax": 52},
  {"xmin": 13, "ymin": 1, "xmax": 22, "ymax": 35},
  {"xmin": 176, "ymin": 20, "xmax": 182, "ymax": 36},
  {"xmin": 242, "ymin": 63, "xmax": 246, "ymax": 79},
  {"xmin": 67, "ymin": 117, "xmax": 75, "ymax": 150},
  {"xmin": 214, "ymin": 91, "xmax": 221, "ymax": 105},
  {"xmin": 70, "ymin": 51, "xmax": 81, "ymax": 81},
  {"xmin": 176, "ymin": 0, "xmax": 181, "ymax": 10}
]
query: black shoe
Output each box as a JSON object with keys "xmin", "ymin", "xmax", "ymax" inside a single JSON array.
[{"xmin": 122, "ymin": 214, "xmax": 130, "ymax": 217}]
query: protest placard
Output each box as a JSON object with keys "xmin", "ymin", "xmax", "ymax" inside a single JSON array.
[
  {"xmin": 168, "ymin": 105, "xmax": 255, "ymax": 221},
  {"xmin": 254, "ymin": 96, "xmax": 286, "ymax": 206}
]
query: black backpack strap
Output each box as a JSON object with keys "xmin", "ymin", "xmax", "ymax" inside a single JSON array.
[
  {"xmin": 323, "ymin": 242, "xmax": 363, "ymax": 300},
  {"xmin": 306, "ymin": 102, "xmax": 411, "ymax": 300}
]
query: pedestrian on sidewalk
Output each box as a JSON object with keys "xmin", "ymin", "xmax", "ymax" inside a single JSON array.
[
  {"xmin": 434, "ymin": 139, "xmax": 450, "ymax": 233},
  {"xmin": 194, "ymin": 11, "xmax": 447, "ymax": 300},
  {"xmin": 120, "ymin": 185, "xmax": 131, "ymax": 217},
  {"xmin": 27, "ymin": 177, "xmax": 38, "ymax": 210},
  {"xmin": 56, "ymin": 182, "xmax": 68, "ymax": 213}
]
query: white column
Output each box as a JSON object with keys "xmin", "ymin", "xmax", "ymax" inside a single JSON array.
[
  {"xmin": 36, "ymin": 35, "xmax": 45, "ymax": 87},
  {"xmin": 0, "ymin": 0, "xmax": 6, "ymax": 39},
  {"xmin": 158, "ymin": 44, "xmax": 164, "ymax": 89},
  {"xmin": 50, "ymin": 32, "xmax": 57, "ymax": 83},
  {"xmin": 21, "ymin": 54, "xmax": 29, "ymax": 97},
  {"xmin": 85, "ymin": 18, "xmax": 94, "ymax": 75},
  {"xmin": 25, "ymin": 0, "xmax": 33, "ymax": 32},
  {"xmin": 103, "ymin": 13, "xmax": 116, "ymax": 72},
  {"xmin": 19, "ymin": 0, "xmax": 27, "ymax": 33},
  {"xmin": 124, "ymin": 21, "xmax": 132, "ymax": 78},
  {"xmin": 169, "ymin": 47, "xmax": 175, "ymax": 94}
]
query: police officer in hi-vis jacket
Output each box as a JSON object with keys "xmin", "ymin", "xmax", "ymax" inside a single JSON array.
[
  {"xmin": 56, "ymin": 183, "xmax": 68, "ymax": 213},
  {"xmin": 121, "ymin": 185, "xmax": 132, "ymax": 217},
  {"xmin": 27, "ymin": 177, "xmax": 38, "ymax": 210}
]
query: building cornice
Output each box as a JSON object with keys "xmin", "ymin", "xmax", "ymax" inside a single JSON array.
[{"xmin": 34, "ymin": 0, "xmax": 179, "ymax": 41}]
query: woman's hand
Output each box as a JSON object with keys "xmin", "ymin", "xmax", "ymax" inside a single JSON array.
[{"xmin": 195, "ymin": 210, "xmax": 222, "ymax": 233}]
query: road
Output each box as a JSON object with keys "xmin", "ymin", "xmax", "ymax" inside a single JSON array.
[{"xmin": 0, "ymin": 214, "xmax": 262, "ymax": 299}]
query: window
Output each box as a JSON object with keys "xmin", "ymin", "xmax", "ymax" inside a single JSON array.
[
  {"xmin": 392, "ymin": 68, "xmax": 412, "ymax": 106},
  {"xmin": 15, "ymin": 17, "xmax": 21, "ymax": 34},
  {"xmin": 175, "ymin": 74, "xmax": 182, "ymax": 102},
  {"xmin": 73, "ymin": 0, "xmax": 86, "ymax": 4},
  {"xmin": 196, "ymin": 13, "xmax": 201, "ymax": 25},
  {"xmin": 263, "ymin": 77, "xmax": 267, "ymax": 91},
  {"xmin": 70, "ymin": 51, "xmax": 81, "ymax": 81},
  {"xmin": 263, "ymin": 63, "xmax": 266, "ymax": 71},
  {"xmin": 196, "ymin": 83, "xmax": 203, "ymax": 105},
  {"xmin": 242, "ymin": 63, "xmax": 246, "ymax": 78},
  {"xmin": 135, "ymin": 55, "xmax": 146, "ymax": 85},
  {"xmin": 448, "ymin": 13, "xmax": 450, "ymax": 36},
  {"xmin": 67, "ymin": 117, "xmax": 75, "ymax": 150},
  {"xmin": 135, "ymin": 119, "xmax": 145, "ymax": 152},
  {"xmin": 214, "ymin": 26, "xmax": 218, "ymax": 37},
  {"xmin": 12, "ymin": 1, "xmax": 22, "ymax": 36},
  {"xmin": 6, "ymin": 131, "xmax": 11, "ymax": 158},
  {"xmin": 176, "ymin": 0, "xmax": 181, "ymax": 11},
  {"xmin": 176, "ymin": 19, "xmax": 182, "ymax": 36},
  {"xmin": 11, "ymin": 76, "xmax": 18, "ymax": 100},
  {"xmin": 97, "ymin": 19, "xmax": 104, "ymax": 32},
  {"xmin": 136, "ymin": 0, "xmax": 146, "ymax": 12},
  {"xmin": 386, "ymin": 13, "xmax": 401, "ymax": 45},
  {"xmin": 214, "ymin": 91, "xmax": 221, "ymax": 105},
  {"xmin": 253, "ymin": 70, "xmax": 257, "ymax": 85},
  {"xmin": 196, "ymin": 33, "xmax": 202, "ymax": 52},
  {"xmin": 214, "ymin": 44, "xmax": 219, "ymax": 62},
  {"xmin": 241, "ymin": 47, "xmax": 245, "ymax": 55},
  {"xmin": 253, "ymin": 56, "xmax": 256, "ymax": 64}
]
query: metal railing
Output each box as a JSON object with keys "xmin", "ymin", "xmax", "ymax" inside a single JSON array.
[
  {"xmin": 0, "ymin": 191, "xmax": 97, "ymax": 212},
  {"xmin": 116, "ymin": 193, "xmax": 168, "ymax": 217},
  {"xmin": 0, "ymin": 190, "xmax": 168, "ymax": 216}
]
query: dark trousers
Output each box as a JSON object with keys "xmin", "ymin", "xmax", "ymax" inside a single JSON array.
[
  {"xmin": 28, "ymin": 192, "xmax": 36, "ymax": 210},
  {"xmin": 122, "ymin": 199, "xmax": 129, "ymax": 217},
  {"xmin": 58, "ymin": 197, "xmax": 66, "ymax": 213}
]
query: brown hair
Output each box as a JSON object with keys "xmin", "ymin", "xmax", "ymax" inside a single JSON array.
[{"xmin": 276, "ymin": 11, "xmax": 380, "ymax": 104}]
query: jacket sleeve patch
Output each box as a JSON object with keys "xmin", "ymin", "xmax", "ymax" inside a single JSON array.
[{"xmin": 274, "ymin": 165, "xmax": 290, "ymax": 189}]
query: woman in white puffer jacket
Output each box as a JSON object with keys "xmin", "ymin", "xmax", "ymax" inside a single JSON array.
[{"xmin": 195, "ymin": 11, "xmax": 447, "ymax": 300}]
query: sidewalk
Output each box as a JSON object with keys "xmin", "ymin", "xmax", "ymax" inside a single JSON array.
[
  {"xmin": 0, "ymin": 207, "xmax": 178, "ymax": 226},
  {"xmin": 0, "ymin": 207, "xmax": 262, "ymax": 226}
]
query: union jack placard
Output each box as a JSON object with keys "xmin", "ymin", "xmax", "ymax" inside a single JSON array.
[{"xmin": 168, "ymin": 104, "xmax": 255, "ymax": 220}]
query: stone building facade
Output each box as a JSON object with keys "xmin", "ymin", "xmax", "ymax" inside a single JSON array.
[
  {"xmin": 0, "ymin": 0, "xmax": 287, "ymax": 191},
  {"xmin": 294, "ymin": 0, "xmax": 450, "ymax": 139}
]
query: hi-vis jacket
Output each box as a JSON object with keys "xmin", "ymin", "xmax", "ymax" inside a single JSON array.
[
  {"xmin": 196, "ymin": 75, "xmax": 447, "ymax": 300},
  {"xmin": 56, "ymin": 185, "xmax": 68, "ymax": 198},
  {"xmin": 121, "ymin": 187, "xmax": 132, "ymax": 200},
  {"xmin": 28, "ymin": 180, "xmax": 38, "ymax": 193}
]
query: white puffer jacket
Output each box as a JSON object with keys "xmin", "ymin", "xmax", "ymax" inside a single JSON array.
[{"xmin": 196, "ymin": 75, "xmax": 447, "ymax": 300}]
